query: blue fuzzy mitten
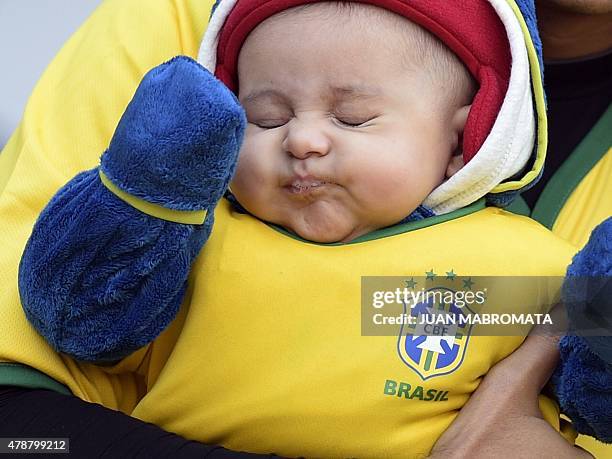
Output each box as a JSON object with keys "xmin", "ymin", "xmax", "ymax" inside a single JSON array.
[
  {"xmin": 553, "ymin": 217, "xmax": 612, "ymax": 442},
  {"xmin": 18, "ymin": 56, "xmax": 246, "ymax": 363}
]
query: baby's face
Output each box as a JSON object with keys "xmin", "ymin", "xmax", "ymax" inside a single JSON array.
[{"xmin": 231, "ymin": 6, "xmax": 463, "ymax": 243}]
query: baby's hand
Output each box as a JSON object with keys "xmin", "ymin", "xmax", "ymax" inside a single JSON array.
[
  {"xmin": 554, "ymin": 217, "xmax": 612, "ymax": 443},
  {"xmin": 101, "ymin": 55, "xmax": 246, "ymax": 211},
  {"xmin": 19, "ymin": 57, "xmax": 245, "ymax": 363}
]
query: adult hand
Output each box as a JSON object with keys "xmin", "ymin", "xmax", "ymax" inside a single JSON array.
[{"xmin": 429, "ymin": 334, "xmax": 592, "ymax": 459}]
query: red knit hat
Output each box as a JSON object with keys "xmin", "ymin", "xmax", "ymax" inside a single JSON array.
[{"xmin": 212, "ymin": 0, "xmax": 511, "ymax": 164}]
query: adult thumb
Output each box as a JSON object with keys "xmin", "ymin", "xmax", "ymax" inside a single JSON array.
[{"xmin": 490, "ymin": 331, "xmax": 560, "ymax": 396}]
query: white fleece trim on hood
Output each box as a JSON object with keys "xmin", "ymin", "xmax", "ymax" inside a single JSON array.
[
  {"xmin": 198, "ymin": 0, "xmax": 239, "ymax": 70},
  {"xmin": 197, "ymin": 0, "xmax": 535, "ymax": 216},
  {"xmin": 423, "ymin": 0, "xmax": 534, "ymax": 214}
]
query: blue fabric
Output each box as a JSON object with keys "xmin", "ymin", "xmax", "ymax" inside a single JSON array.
[
  {"xmin": 555, "ymin": 336, "xmax": 612, "ymax": 443},
  {"xmin": 513, "ymin": 0, "xmax": 544, "ymax": 85},
  {"xmin": 19, "ymin": 56, "xmax": 246, "ymax": 362},
  {"xmin": 553, "ymin": 218, "xmax": 612, "ymax": 442},
  {"xmin": 489, "ymin": 161, "xmax": 544, "ymax": 208},
  {"xmin": 211, "ymin": 0, "xmax": 223, "ymax": 18},
  {"xmin": 397, "ymin": 204, "xmax": 436, "ymax": 223},
  {"xmin": 101, "ymin": 56, "xmax": 245, "ymax": 211}
]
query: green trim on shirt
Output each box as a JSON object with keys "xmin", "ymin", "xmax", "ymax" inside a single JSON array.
[
  {"xmin": 267, "ymin": 198, "xmax": 487, "ymax": 246},
  {"xmin": 505, "ymin": 195, "xmax": 531, "ymax": 217},
  {"xmin": 0, "ymin": 362, "xmax": 71, "ymax": 395},
  {"xmin": 532, "ymin": 104, "xmax": 612, "ymax": 229}
]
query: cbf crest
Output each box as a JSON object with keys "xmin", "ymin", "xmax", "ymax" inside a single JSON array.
[{"xmin": 397, "ymin": 275, "xmax": 475, "ymax": 380}]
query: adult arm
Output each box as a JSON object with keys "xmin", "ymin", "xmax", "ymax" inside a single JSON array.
[
  {"xmin": 0, "ymin": 387, "xmax": 279, "ymax": 458},
  {"xmin": 431, "ymin": 219, "xmax": 612, "ymax": 456},
  {"xmin": 429, "ymin": 334, "xmax": 591, "ymax": 458}
]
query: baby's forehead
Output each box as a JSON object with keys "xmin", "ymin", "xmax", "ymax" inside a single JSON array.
[
  {"xmin": 237, "ymin": 1, "xmax": 473, "ymax": 110},
  {"xmin": 240, "ymin": 84, "xmax": 388, "ymax": 109},
  {"xmin": 267, "ymin": 2, "xmax": 419, "ymax": 35},
  {"xmin": 240, "ymin": 2, "xmax": 432, "ymax": 72}
]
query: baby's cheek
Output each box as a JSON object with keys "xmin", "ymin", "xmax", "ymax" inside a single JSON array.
[
  {"xmin": 358, "ymin": 163, "xmax": 424, "ymax": 220},
  {"xmin": 231, "ymin": 141, "xmax": 278, "ymax": 207},
  {"xmin": 232, "ymin": 154, "xmax": 259, "ymax": 195},
  {"xmin": 363, "ymin": 162, "xmax": 413, "ymax": 199}
]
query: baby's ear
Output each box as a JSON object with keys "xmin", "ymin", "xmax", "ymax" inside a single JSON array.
[
  {"xmin": 446, "ymin": 154, "xmax": 465, "ymax": 178},
  {"xmin": 446, "ymin": 104, "xmax": 471, "ymax": 178}
]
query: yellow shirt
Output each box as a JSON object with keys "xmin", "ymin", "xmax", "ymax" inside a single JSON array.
[
  {"xmin": 527, "ymin": 104, "xmax": 612, "ymax": 458},
  {"xmin": 0, "ymin": 0, "xmax": 586, "ymax": 455},
  {"xmin": 531, "ymin": 104, "xmax": 612, "ymax": 249},
  {"xmin": 0, "ymin": 0, "xmax": 216, "ymax": 412},
  {"xmin": 126, "ymin": 200, "xmax": 574, "ymax": 458},
  {"xmin": 552, "ymin": 147, "xmax": 612, "ymax": 249},
  {"xmin": 520, "ymin": 105, "xmax": 612, "ymax": 458}
]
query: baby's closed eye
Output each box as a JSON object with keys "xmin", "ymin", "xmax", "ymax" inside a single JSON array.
[
  {"xmin": 332, "ymin": 114, "xmax": 376, "ymax": 128},
  {"xmin": 245, "ymin": 107, "xmax": 291, "ymax": 129},
  {"xmin": 331, "ymin": 110, "xmax": 378, "ymax": 128},
  {"xmin": 242, "ymin": 96, "xmax": 292, "ymax": 129},
  {"xmin": 249, "ymin": 118, "xmax": 290, "ymax": 129}
]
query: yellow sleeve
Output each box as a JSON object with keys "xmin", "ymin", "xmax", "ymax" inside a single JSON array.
[
  {"xmin": 552, "ymin": 148, "xmax": 612, "ymax": 250},
  {"xmin": 0, "ymin": 0, "xmax": 214, "ymax": 413},
  {"xmin": 0, "ymin": 0, "xmax": 214, "ymax": 194}
]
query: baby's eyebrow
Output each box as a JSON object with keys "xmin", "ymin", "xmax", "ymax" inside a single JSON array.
[
  {"xmin": 241, "ymin": 86, "xmax": 384, "ymax": 106},
  {"xmin": 240, "ymin": 89, "xmax": 289, "ymax": 106},
  {"xmin": 331, "ymin": 85, "xmax": 383, "ymax": 102}
]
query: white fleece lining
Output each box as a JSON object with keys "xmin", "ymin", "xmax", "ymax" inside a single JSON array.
[
  {"xmin": 198, "ymin": 0, "xmax": 238, "ymax": 71},
  {"xmin": 423, "ymin": 0, "xmax": 534, "ymax": 214},
  {"xmin": 197, "ymin": 0, "xmax": 535, "ymax": 215}
]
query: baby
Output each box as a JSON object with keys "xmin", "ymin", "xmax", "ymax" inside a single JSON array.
[
  {"xmin": 15, "ymin": 0, "xmax": 585, "ymax": 457},
  {"xmin": 231, "ymin": 3, "xmax": 473, "ymax": 243}
]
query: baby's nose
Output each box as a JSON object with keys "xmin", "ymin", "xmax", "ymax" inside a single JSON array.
[{"xmin": 282, "ymin": 118, "xmax": 331, "ymax": 159}]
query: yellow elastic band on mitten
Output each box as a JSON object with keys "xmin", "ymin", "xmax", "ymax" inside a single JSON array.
[{"xmin": 98, "ymin": 169, "xmax": 208, "ymax": 225}]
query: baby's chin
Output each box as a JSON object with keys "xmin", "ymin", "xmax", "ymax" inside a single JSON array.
[
  {"xmin": 290, "ymin": 222, "xmax": 357, "ymax": 243},
  {"xmin": 281, "ymin": 207, "xmax": 367, "ymax": 243}
]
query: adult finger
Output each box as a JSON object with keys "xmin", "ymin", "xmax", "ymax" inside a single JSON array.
[{"xmin": 485, "ymin": 331, "xmax": 561, "ymax": 396}]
